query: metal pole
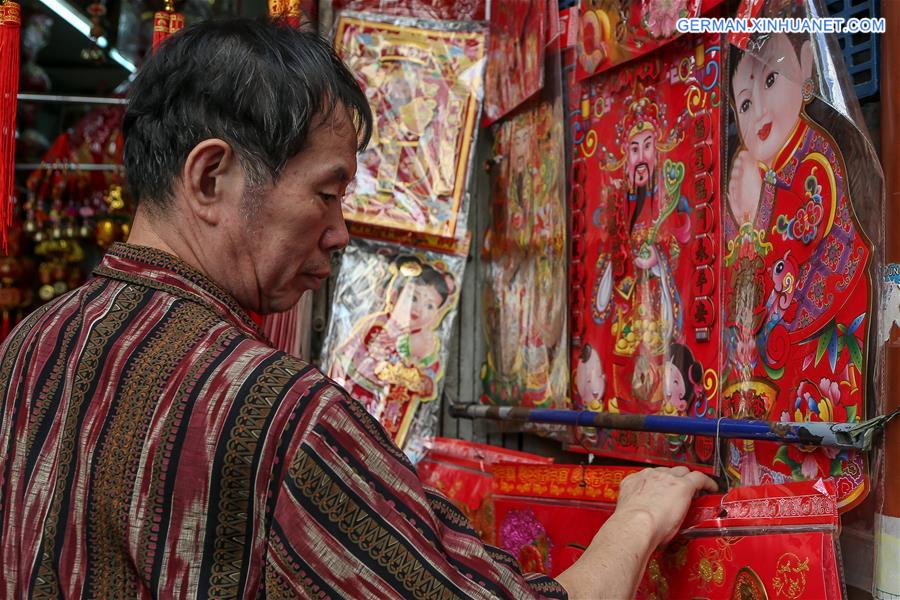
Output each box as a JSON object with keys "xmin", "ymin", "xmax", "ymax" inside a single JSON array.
[
  {"xmin": 448, "ymin": 404, "xmax": 889, "ymax": 450},
  {"xmin": 14, "ymin": 163, "xmax": 122, "ymax": 172},
  {"xmin": 16, "ymin": 93, "xmax": 128, "ymax": 105}
]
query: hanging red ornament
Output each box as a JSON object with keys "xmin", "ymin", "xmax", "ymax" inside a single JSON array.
[
  {"xmin": 0, "ymin": 1, "xmax": 20, "ymax": 253},
  {"xmin": 268, "ymin": 0, "xmax": 303, "ymax": 28},
  {"xmin": 152, "ymin": 0, "xmax": 183, "ymax": 51}
]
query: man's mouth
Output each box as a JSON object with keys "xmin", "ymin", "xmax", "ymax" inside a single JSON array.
[{"xmin": 757, "ymin": 122, "xmax": 772, "ymax": 142}]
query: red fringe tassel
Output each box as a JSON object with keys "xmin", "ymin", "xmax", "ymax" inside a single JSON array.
[
  {"xmin": 152, "ymin": 1, "xmax": 184, "ymax": 51},
  {"xmin": 0, "ymin": 2, "xmax": 20, "ymax": 254}
]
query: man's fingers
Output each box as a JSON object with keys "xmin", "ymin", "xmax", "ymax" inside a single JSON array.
[
  {"xmin": 667, "ymin": 466, "xmax": 691, "ymax": 477},
  {"xmin": 684, "ymin": 471, "xmax": 718, "ymax": 493}
]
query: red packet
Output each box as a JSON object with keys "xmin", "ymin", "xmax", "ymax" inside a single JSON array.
[
  {"xmin": 492, "ymin": 463, "xmax": 641, "ymax": 576},
  {"xmin": 416, "ymin": 438, "xmax": 552, "ymax": 544},
  {"xmin": 640, "ymin": 480, "xmax": 844, "ymax": 599}
]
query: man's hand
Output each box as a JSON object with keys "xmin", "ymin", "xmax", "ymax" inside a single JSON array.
[
  {"xmin": 555, "ymin": 466, "xmax": 717, "ymax": 599},
  {"xmin": 614, "ymin": 466, "xmax": 719, "ymax": 547}
]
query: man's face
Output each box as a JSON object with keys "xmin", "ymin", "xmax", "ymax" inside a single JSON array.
[
  {"xmin": 394, "ymin": 281, "xmax": 444, "ymax": 330},
  {"xmin": 231, "ymin": 111, "xmax": 357, "ymax": 314},
  {"xmin": 733, "ymin": 34, "xmax": 808, "ymax": 167},
  {"xmin": 625, "ymin": 129, "xmax": 657, "ymax": 189}
]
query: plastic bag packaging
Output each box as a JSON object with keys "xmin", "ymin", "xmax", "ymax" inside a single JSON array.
[
  {"xmin": 330, "ymin": 0, "xmax": 485, "ymax": 22},
  {"xmin": 320, "ymin": 237, "xmax": 467, "ymax": 459},
  {"xmin": 721, "ymin": 0, "xmax": 884, "ymax": 512},
  {"xmin": 481, "ymin": 46, "xmax": 569, "ymax": 412},
  {"xmin": 416, "ymin": 438, "xmax": 552, "ymax": 543},
  {"xmin": 575, "ymin": 0, "xmax": 723, "ymax": 80},
  {"xmin": 569, "ymin": 33, "xmax": 726, "ymax": 471},
  {"xmin": 333, "ymin": 11, "xmax": 487, "ymax": 241},
  {"xmin": 492, "ymin": 464, "xmax": 640, "ymax": 576},
  {"xmin": 481, "ymin": 0, "xmax": 546, "ymax": 126},
  {"xmin": 639, "ymin": 479, "xmax": 844, "ymax": 599}
]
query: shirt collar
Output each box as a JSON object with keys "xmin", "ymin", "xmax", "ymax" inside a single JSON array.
[{"xmin": 93, "ymin": 243, "xmax": 269, "ymax": 342}]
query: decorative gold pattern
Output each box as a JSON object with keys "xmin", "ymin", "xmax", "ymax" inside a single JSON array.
[
  {"xmin": 33, "ymin": 284, "xmax": 147, "ymax": 597},
  {"xmin": 290, "ymin": 448, "xmax": 459, "ymax": 600},
  {"xmin": 208, "ymin": 355, "xmax": 304, "ymax": 599}
]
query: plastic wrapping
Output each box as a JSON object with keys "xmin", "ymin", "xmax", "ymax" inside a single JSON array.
[
  {"xmin": 639, "ymin": 480, "xmax": 844, "ymax": 599},
  {"xmin": 481, "ymin": 0, "xmax": 546, "ymax": 126},
  {"xmin": 721, "ymin": 0, "xmax": 883, "ymax": 512},
  {"xmin": 333, "ymin": 12, "xmax": 487, "ymax": 240},
  {"xmin": 492, "ymin": 464, "xmax": 640, "ymax": 576},
  {"xmin": 321, "ymin": 237, "xmax": 467, "ymax": 457},
  {"xmin": 481, "ymin": 47, "xmax": 568, "ymax": 411},
  {"xmin": 416, "ymin": 438, "xmax": 552, "ymax": 543},
  {"xmin": 570, "ymin": 33, "xmax": 726, "ymax": 471},
  {"xmin": 575, "ymin": 0, "xmax": 724, "ymax": 80},
  {"xmin": 330, "ymin": 0, "xmax": 485, "ymax": 21}
]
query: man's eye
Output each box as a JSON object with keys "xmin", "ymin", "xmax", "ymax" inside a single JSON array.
[{"xmin": 320, "ymin": 193, "xmax": 339, "ymax": 202}]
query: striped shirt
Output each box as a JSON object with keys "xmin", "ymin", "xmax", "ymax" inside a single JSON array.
[{"xmin": 0, "ymin": 243, "xmax": 566, "ymax": 599}]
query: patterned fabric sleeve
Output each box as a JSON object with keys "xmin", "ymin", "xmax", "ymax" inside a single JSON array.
[{"xmin": 264, "ymin": 382, "xmax": 568, "ymax": 600}]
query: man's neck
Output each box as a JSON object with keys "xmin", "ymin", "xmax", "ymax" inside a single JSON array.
[{"xmin": 126, "ymin": 204, "xmax": 208, "ymax": 280}]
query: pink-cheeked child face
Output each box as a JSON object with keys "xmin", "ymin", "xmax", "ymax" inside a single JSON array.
[
  {"xmin": 732, "ymin": 33, "xmax": 813, "ymax": 168},
  {"xmin": 393, "ymin": 282, "xmax": 444, "ymax": 331}
]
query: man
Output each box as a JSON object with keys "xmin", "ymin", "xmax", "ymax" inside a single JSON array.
[{"xmin": 0, "ymin": 19, "xmax": 715, "ymax": 599}]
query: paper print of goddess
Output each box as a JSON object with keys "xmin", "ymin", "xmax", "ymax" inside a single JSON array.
[
  {"xmin": 323, "ymin": 240, "xmax": 464, "ymax": 448},
  {"xmin": 570, "ymin": 34, "xmax": 724, "ymax": 469},
  {"xmin": 722, "ymin": 21, "xmax": 874, "ymax": 509},
  {"xmin": 334, "ymin": 13, "xmax": 486, "ymax": 239}
]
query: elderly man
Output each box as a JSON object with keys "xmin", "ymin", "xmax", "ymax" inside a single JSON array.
[{"xmin": 0, "ymin": 19, "xmax": 715, "ymax": 599}]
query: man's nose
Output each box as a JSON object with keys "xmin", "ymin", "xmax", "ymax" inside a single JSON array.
[{"xmin": 322, "ymin": 203, "xmax": 350, "ymax": 252}]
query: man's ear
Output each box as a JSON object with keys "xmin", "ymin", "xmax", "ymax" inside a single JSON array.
[{"xmin": 181, "ymin": 139, "xmax": 243, "ymax": 226}]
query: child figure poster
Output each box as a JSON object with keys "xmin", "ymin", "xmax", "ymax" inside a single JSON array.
[
  {"xmin": 322, "ymin": 238, "xmax": 466, "ymax": 453},
  {"xmin": 721, "ymin": 1, "xmax": 876, "ymax": 510}
]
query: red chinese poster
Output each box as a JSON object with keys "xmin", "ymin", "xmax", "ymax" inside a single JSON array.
[{"xmin": 570, "ymin": 33, "xmax": 725, "ymax": 471}]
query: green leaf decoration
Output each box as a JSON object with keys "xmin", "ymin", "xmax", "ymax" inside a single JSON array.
[
  {"xmin": 846, "ymin": 404, "xmax": 858, "ymax": 423},
  {"xmin": 846, "ymin": 336, "xmax": 863, "ymax": 373},
  {"xmin": 830, "ymin": 460, "xmax": 843, "ymax": 477},
  {"xmin": 774, "ymin": 445, "xmax": 799, "ymax": 468},
  {"xmin": 815, "ymin": 327, "xmax": 832, "ymax": 367},
  {"xmin": 764, "ymin": 364, "xmax": 785, "ymax": 380}
]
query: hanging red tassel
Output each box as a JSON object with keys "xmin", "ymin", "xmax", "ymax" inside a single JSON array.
[
  {"xmin": 152, "ymin": 0, "xmax": 183, "ymax": 51},
  {"xmin": 0, "ymin": 1, "xmax": 20, "ymax": 254}
]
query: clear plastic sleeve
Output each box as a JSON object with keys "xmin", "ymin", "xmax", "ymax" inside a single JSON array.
[
  {"xmin": 330, "ymin": 0, "xmax": 486, "ymax": 22},
  {"xmin": 481, "ymin": 0, "xmax": 546, "ymax": 126},
  {"xmin": 333, "ymin": 11, "xmax": 487, "ymax": 241},
  {"xmin": 575, "ymin": 0, "xmax": 723, "ymax": 80},
  {"xmin": 481, "ymin": 46, "xmax": 569, "ymax": 412},
  {"xmin": 721, "ymin": 0, "xmax": 884, "ymax": 512},
  {"xmin": 320, "ymin": 237, "xmax": 467, "ymax": 461}
]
